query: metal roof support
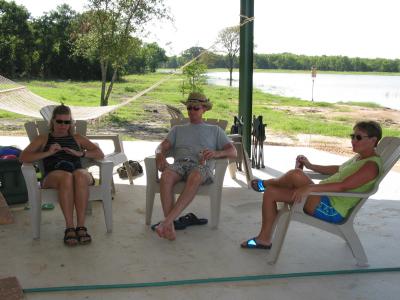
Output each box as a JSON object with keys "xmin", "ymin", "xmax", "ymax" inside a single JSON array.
[{"xmin": 239, "ymin": 0, "xmax": 254, "ymax": 155}]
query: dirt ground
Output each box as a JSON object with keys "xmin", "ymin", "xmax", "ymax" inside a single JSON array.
[{"xmin": 1, "ymin": 103, "xmax": 399, "ymax": 163}]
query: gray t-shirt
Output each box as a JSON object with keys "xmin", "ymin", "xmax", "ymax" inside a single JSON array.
[{"xmin": 166, "ymin": 122, "xmax": 231, "ymax": 170}]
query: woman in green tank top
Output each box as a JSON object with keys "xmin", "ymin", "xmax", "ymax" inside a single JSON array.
[{"xmin": 241, "ymin": 121, "xmax": 382, "ymax": 250}]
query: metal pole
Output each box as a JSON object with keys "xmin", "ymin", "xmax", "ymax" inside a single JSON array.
[{"xmin": 239, "ymin": 0, "xmax": 254, "ymax": 156}]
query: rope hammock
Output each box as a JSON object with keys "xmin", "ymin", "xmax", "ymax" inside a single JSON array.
[
  {"xmin": 0, "ymin": 73, "xmax": 175, "ymax": 120},
  {"xmin": 0, "ymin": 15, "xmax": 255, "ymax": 121}
]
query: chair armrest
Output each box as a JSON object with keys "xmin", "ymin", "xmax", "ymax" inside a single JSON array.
[
  {"xmin": 21, "ymin": 163, "xmax": 39, "ymax": 186},
  {"xmin": 213, "ymin": 158, "xmax": 229, "ymax": 185},
  {"xmin": 86, "ymin": 134, "xmax": 123, "ymax": 153},
  {"xmin": 144, "ymin": 156, "xmax": 158, "ymax": 183},
  {"xmin": 303, "ymin": 171, "xmax": 330, "ymax": 180}
]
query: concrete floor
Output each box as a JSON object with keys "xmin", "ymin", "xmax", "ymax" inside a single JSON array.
[{"xmin": 1, "ymin": 137, "xmax": 400, "ymax": 299}]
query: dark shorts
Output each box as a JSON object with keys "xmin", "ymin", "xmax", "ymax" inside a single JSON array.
[
  {"xmin": 168, "ymin": 160, "xmax": 214, "ymax": 184},
  {"xmin": 313, "ymin": 196, "xmax": 344, "ymax": 224}
]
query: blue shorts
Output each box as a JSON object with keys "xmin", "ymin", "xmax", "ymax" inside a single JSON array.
[{"xmin": 313, "ymin": 196, "xmax": 344, "ymax": 224}]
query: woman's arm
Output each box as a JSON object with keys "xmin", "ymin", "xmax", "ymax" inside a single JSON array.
[
  {"xmin": 297, "ymin": 155, "xmax": 339, "ymax": 175},
  {"xmin": 19, "ymin": 135, "xmax": 56, "ymax": 163},
  {"xmin": 73, "ymin": 134, "xmax": 104, "ymax": 160},
  {"xmin": 292, "ymin": 161, "xmax": 379, "ymax": 202}
]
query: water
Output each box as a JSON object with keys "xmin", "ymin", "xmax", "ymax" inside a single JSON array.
[{"xmin": 207, "ymin": 72, "xmax": 400, "ymax": 110}]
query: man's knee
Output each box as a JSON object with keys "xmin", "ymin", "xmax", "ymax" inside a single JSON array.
[
  {"xmin": 186, "ymin": 170, "xmax": 203, "ymax": 186},
  {"xmin": 160, "ymin": 169, "xmax": 180, "ymax": 185}
]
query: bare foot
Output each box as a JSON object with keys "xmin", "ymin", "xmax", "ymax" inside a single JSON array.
[
  {"xmin": 163, "ymin": 223, "xmax": 176, "ymax": 241},
  {"xmin": 155, "ymin": 222, "xmax": 176, "ymax": 240},
  {"xmin": 155, "ymin": 222, "xmax": 166, "ymax": 238}
]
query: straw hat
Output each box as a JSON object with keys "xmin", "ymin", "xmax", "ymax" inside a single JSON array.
[{"xmin": 181, "ymin": 92, "xmax": 213, "ymax": 111}]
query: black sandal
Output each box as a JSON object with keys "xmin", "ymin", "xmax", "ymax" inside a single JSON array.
[
  {"xmin": 64, "ymin": 227, "xmax": 78, "ymax": 247},
  {"xmin": 76, "ymin": 226, "xmax": 92, "ymax": 245}
]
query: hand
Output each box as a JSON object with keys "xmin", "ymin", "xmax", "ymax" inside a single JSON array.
[
  {"xmin": 296, "ymin": 155, "xmax": 311, "ymax": 169},
  {"xmin": 48, "ymin": 143, "xmax": 62, "ymax": 155},
  {"xmin": 201, "ymin": 148, "xmax": 217, "ymax": 161},
  {"xmin": 62, "ymin": 147, "xmax": 81, "ymax": 157},
  {"xmin": 292, "ymin": 186, "xmax": 310, "ymax": 203},
  {"xmin": 156, "ymin": 153, "xmax": 168, "ymax": 171}
]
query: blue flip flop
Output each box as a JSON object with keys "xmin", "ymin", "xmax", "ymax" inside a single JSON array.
[
  {"xmin": 251, "ymin": 179, "xmax": 266, "ymax": 192},
  {"xmin": 241, "ymin": 237, "xmax": 272, "ymax": 250}
]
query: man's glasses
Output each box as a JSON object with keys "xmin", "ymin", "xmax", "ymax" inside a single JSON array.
[
  {"xmin": 350, "ymin": 134, "xmax": 370, "ymax": 141},
  {"xmin": 187, "ymin": 106, "xmax": 201, "ymax": 111},
  {"xmin": 55, "ymin": 120, "xmax": 72, "ymax": 125}
]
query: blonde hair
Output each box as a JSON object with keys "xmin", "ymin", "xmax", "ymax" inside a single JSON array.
[{"xmin": 49, "ymin": 104, "xmax": 75, "ymax": 135}]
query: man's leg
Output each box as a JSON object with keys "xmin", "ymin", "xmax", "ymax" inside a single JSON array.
[
  {"xmin": 159, "ymin": 168, "xmax": 182, "ymax": 217},
  {"xmin": 157, "ymin": 168, "xmax": 182, "ymax": 240},
  {"xmin": 163, "ymin": 169, "xmax": 203, "ymax": 225}
]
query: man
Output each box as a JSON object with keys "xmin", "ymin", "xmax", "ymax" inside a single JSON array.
[{"xmin": 154, "ymin": 92, "xmax": 237, "ymax": 240}]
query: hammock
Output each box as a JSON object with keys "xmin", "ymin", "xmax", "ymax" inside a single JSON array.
[{"xmin": 0, "ymin": 74, "xmax": 174, "ymax": 120}]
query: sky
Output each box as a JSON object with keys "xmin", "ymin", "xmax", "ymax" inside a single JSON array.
[{"xmin": 11, "ymin": 0, "xmax": 400, "ymax": 59}]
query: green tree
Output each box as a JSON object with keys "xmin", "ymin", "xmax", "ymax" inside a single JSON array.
[
  {"xmin": 180, "ymin": 60, "xmax": 207, "ymax": 96},
  {"xmin": 217, "ymin": 26, "xmax": 240, "ymax": 86},
  {"xmin": 74, "ymin": 0, "xmax": 170, "ymax": 106},
  {"xmin": 0, "ymin": 0, "xmax": 33, "ymax": 77},
  {"xmin": 143, "ymin": 42, "xmax": 167, "ymax": 72}
]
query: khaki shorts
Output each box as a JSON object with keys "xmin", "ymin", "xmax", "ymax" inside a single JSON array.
[{"xmin": 168, "ymin": 160, "xmax": 214, "ymax": 184}]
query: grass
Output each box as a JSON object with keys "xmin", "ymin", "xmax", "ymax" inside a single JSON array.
[{"xmin": 1, "ymin": 71, "xmax": 400, "ymax": 139}]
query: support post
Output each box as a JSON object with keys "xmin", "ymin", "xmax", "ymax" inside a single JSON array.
[{"xmin": 238, "ymin": 0, "xmax": 254, "ymax": 156}]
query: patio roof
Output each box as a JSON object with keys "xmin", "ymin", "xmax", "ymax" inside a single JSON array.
[{"xmin": 1, "ymin": 137, "xmax": 400, "ymax": 299}]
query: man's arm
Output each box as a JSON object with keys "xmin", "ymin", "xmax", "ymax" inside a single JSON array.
[
  {"xmin": 155, "ymin": 139, "xmax": 172, "ymax": 171},
  {"xmin": 202, "ymin": 142, "xmax": 237, "ymax": 161}
]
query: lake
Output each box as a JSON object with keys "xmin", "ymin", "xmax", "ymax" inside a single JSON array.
[{"xmin": 207, "ymin": 72, "xmax": 400, "ymax": 110}]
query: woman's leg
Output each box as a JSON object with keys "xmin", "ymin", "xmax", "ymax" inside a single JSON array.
[
  {"xmin": 72, "ymin": 169, "xmax": 92, "ymax": 227},
  {"xmin": 243, "ymin": 169, "xmax": 316, "ymax": 247},
  {"xmin": 42, "ymin": 171, "xmax": 74, "ymax": 228}
]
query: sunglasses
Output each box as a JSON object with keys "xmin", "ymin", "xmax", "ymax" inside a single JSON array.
[
  {"xmin": 187, "ymin": 106, "xmax": 201, "ymax": 111},
  {"xmin": 55, "ymin": 119, "xmax": 72, "ymax": 125},
  {"xmin": 350, "ymin": 134, "xmax": 370, "ymax": 141}
]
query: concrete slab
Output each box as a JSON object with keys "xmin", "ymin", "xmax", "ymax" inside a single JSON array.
[{"xmin": 1, "ymin": 136, "xmax": 400, "ymax": 299}]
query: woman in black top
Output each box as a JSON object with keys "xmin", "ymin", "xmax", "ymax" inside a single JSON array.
[{"xmin": 20, "ymin": 104, "xmax": 104, "ymax": 246}]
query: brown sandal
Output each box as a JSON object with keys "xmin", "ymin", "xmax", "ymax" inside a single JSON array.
[
  {"xmin": 64, "ymin": 227, "xmax": 78, "ymax": 247},
  {"xmin": 76, "ymin": 226, "xmax": 92, "ymax": 245}
]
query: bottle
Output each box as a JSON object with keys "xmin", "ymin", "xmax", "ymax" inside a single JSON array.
[{"xmin": 295, "ymin": 155, "xmax": 304, "ymax": 169}]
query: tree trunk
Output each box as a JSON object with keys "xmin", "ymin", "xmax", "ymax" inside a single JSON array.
[
  {"xmin": 100, "ymin": 61, "xmax": 108, "ymax": 106},
  {"xmin": 229, "ymin": 67, "xmax": 233, "ymax": 87},
  {"xmin": 104, "ymin": 69, "xmax": 118, "ymax": 106}
]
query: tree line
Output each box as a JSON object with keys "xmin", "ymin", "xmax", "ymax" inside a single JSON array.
[
  {"xmin": 0, "ymin": 1, "xmax": 168, "ymax": 80},
  {"xmin": 2, "ymin": 0, "xmax": 399, "ymax": 84},
  {"xmin": 165, "ymin": 49, "xmax": 400, "ymax": 73}
]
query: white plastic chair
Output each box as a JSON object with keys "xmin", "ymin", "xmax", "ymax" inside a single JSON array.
[
  {"xmin": 169, "ymin": 118, "xmax": 252, "ymax": 184},
  {"xmin": 40, "ymin": 106, "xmax": 134, "ymax": 187},
  {"xmin": 267, "ymin": 136, "xmax": 400, "ymax": 266},
  {"xmin": 144, "ymin": 155, "xmax": 228, "ymax": 229},
  {"xmin": 22, "ymin": 121, "xmax": 114, "ymax": 239}
]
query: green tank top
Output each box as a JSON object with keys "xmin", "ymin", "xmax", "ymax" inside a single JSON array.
[{"xmin": 320, "ymin": 155, "xmax": 382, "ymax": 217}]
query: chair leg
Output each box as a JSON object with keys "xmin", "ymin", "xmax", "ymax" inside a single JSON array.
[
  {"xmin": 267, "ymin": 209, "xmax": 291, "ymax": 265},
  {"xmin": 145, "ymin": 187, "xmax": 156, "ymax": 225},
  {"xmin": 102, "ymin": 196, "xmax": 113, "ymax": 233},
  {"xmin": 30, "ymin": 197, "xmax": 41, "ymax": 240},
  {"xmin": 228, "ymin": 161, "xmax": 237, "ymax": 179},
  {"xmin": 340, "ymin": 224, "xmax": 369, "ymax": 267},
  {"xmin": 209, "ymin": 192, "xmax": 222, "ymax": 229}
]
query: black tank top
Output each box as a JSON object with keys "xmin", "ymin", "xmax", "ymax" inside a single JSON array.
[{"xmin": 42, "ymin": 134, "xmax": 82, "ymax": 175}]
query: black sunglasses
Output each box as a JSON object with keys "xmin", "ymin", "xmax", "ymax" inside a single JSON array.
[
  {"xmin": 350, "ymin": 134, "xmax": 370, "ymax": 141},
  {"xmin": 187, "ymin": 106, "xmax": 201, "ymax": 111},
  {"xmin": 55, "ymin": 119, "xmax": 72, "ymax": 125}
]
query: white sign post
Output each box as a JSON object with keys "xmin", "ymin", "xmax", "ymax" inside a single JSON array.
[{"xmin": 311, "ymin": 66, "xmax": 317, "ymax": 102}]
